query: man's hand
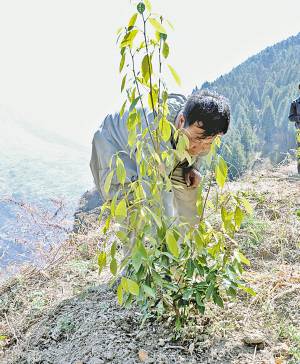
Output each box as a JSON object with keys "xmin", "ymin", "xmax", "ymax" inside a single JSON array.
[{"xmin": 184, "ymin": 168, "xmax": 201, "ymax": 187}]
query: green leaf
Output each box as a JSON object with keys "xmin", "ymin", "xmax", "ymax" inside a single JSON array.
[
  {"xmin": 149, "ymin": 18, "xmax": 167, "ymax": 34},
  {"xmin": 137, "ymin": 2, "xmax": 145, "ymax": 14},
  {"xmin": 110, "ymin": 258, "xmax": 117, "ymax": 275},
  {"xmin": 167, "ymin": 64, "xmax": 181, "ymax": 86},
  {"xmin": 159, "ymin": 117, "xmax": 171, "ymax": 142},
  {"xmin": 143, "ymin": 284, "xmax": 155, "ymax": 298},
  {"xmin": 215, "ymin": 156, "xmax": 228, "ymax": 188},
  {"xmin": 144, "ymin": 0, "xmax": 152, "ymax": 12},
  {"xmin": 119, "ymin": 53, "xmax": 125, "ymax": 73},
  {"xmin": 104, "ymin": 170, "xmax": 114, "ymax": 194},
  {"xmin": 162, "ymin": 41, "xmax": 169, "ymax": 58},
  {"xmin": 213, "ymin": 292, "xmax": 224, "ymax": 308},
  {"xmin": 121, "ymin": 74, "xmax": 127, "ymax": 92},
  {"xmin": 165, "ymin": 230, "xmax": 179, "ymax": 258},
  {"xmin": 145, "ymin": 206, "xmax": 162, "ymax": 228},
  {"xmin": 116, "ymin": 157, "xmax": 126, "ymax": 185},
  {"xmin": 128, "ymin": 13, "xmax": 138, "ymax": 28},
  {"xmin": 117, "ymin": 284, "xmax": 123, "ymax": 305},
  {"xmin": 115, "ymin": 200, "xmax": 127, "ymax": 218}
]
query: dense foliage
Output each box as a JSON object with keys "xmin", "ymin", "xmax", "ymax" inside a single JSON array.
[{"xmin": 195, "ymin": 32, "xmax": 300, "ymax": 178}]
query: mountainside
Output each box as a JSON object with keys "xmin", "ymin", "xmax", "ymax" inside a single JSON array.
[
  {"xmin": 0, "ymin": 162, "xmax": 299, "ymax": 364},
  {"xmin": 196, "ymin": 32, "xmax": 300, "ymax": 177}
]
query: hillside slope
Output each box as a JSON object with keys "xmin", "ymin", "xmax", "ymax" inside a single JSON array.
[
  {"xmin": 0, "ymin": 163, "xmax": 299, "ymax": 364},
  {"xmin": 197, "ymin": 32, "xmax": 300, "ymax": 177}
]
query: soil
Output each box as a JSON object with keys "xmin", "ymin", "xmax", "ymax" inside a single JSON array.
[{"xmin": 0, "ymin": 161, "xmax": 299, "ymax": 364}]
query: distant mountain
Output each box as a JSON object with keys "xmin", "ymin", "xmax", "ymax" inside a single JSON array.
[{"xmin": 195, "ymin": 32, "xmax": 300, "ymax": 177}]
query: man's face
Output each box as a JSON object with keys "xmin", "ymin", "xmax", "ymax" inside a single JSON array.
[{"xmin": 176, "ymin": 114, "xmax": 222, "ymax": 156}]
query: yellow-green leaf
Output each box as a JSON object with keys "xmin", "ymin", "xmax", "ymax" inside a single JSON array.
[
  {"xmin": 149, "ymin": 18, "xmax": 167, "ymax": 34},
  {"xmin": 121, "ymin": 74, "xmax": 127, "ymax": 92},
  {"xmin": 240, "ymin": 197, "xmax": 253, "ymax": 215},
  {"xmin": 167, "ymin": 64, "xmax": 181, "ymax": 86},
  {"xmin": 215, "ymin": 156, "xmax": 228, "ymax": 189},
  {"xmin": 126, "ymin": 278, "xmax": 139, "ymax": 295},
  {"xmin": 128, "ymin": 13, "xmax": 138, "ymax": 28},
  {"xmin": 234, "ymin": 206, "xmax": 244, "ymax": 228},
  {"xmin": 141, "ymin": 55, "xmax": 151, "ymax": 82},
  {"xmin": 98, "ymin": 251, "xmax": 107, "ymax": 272},
  {"xmin": 116, "ymin": 157, "xmax": 126, "ymax": 185},
  {"xmin": 162, "ymin": 41, "xmax": 169, "ymax": 58},
  {"xmin": 159, "ymin": 117, "xmax": 171, "ymax": 142},
  {"xmin": 236, "ymin": 251, "xmax": 250, "ymax": 266},
  {"xmin": 120, "ymin": 29, "xmax": 139, "ymax": 48},
  {"xmin": 119, "ymin": 53, "xmax": 125, "ymax": 73},
  {"xmin": 166, "ymin": 230, "xmax": 179, "ymax": 258},
  {"xmin": 104, "ymin": 170, "xmax": 114, "ymax": 194},
  {"xmin": 144, "ymin": 0, "xmax": 152, "ymax": 12},
  {"xmin": 117, "ymin": 284, "xmax": 123, "ymax": 304},
  {"xmin": 110, "ymin": 258, "xmax": 117, "ymax": 275},
  {"xmin": 110, "ymin": 242, "xmax": 117, "ymax": 257},
  {"xmin": 120, "ymin": 100, "xmax": 127, "ymax": 118},
  {"xmin": 115, "ymin": 199, "xmax": 127, "ymax": 218},
  {"xmin": 238, "ymin": 284, "xmax": 256, "ymax": 296}
]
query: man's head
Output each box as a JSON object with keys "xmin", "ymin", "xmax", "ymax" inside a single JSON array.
[{"xmin": 175, "ymin": 90, "xmax": 230, "ymax": 156}]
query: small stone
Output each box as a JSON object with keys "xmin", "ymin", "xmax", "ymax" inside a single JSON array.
[
  {"xmin": 158, "ymin": 338, "xmax": 165, "ymax": 346},
  {"xmin": 188, "ymin": 342, "xmax": 195, "ymax": 355},
  {"xmin": 243, "ymin": 331, "xmax": 267, "ymax": 349},
  {"xmin": 138, "ymin": 349, "xmax": 149, "ymax": 362}
]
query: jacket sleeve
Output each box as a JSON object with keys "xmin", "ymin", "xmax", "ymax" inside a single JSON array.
[{"xmin": 289, "ymin": 101, "xmax": 300, "ymax": 122}]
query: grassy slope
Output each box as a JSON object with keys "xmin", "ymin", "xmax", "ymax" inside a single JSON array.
[{"xmin": 0, "ymin": 162, "xmax": 299, "ymax": 364}]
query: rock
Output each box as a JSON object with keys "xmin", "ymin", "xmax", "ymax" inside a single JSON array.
[
  {"xmin": 73, "ymin": 188, "xmax": 103, "ymax": 233},
  {"xmin": 103, "ymin": 350, "xmax": 115, "ymax": 361},
  {"xmin": 272, "ymin": 343, "xmax": 290, "ymax": 357},
  {"xmin": 243, "ymin": 331, "xmax": 267, "ymax": 349},
  {"xmin": 88, "ymin": 358, "xmax": 105, "ymax": 364}
]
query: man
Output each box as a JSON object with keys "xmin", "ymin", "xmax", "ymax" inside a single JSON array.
[
  {"xmin": 288, "ymin": 84, "xmax": 300, "ymax": 174},
  {"xmin": 90, "ymin": 90, "xmax": 230, "ymax": 225}
]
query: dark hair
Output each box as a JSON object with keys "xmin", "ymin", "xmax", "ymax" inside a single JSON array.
[
  {"xmin": 298, "ymin": 83, "xmax": 300, "ymax": 90},
  {"xmin": 182, "ymin": 90, "xmax": 230, "ymax": 137}
]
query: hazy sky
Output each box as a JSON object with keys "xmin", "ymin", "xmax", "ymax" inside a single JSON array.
[{"xmin": 0, "ymin": 0, "xmax": 299, "ymax": 145}]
